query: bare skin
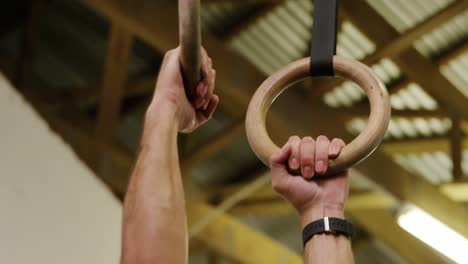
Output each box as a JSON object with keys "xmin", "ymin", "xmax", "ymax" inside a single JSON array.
[
  {"xmin": 120, "ymin": 47, "xmax": 218, "ymax": 264},
  {"xmin": 270, "ymin": 136, "xmax": 354, "ymax": 264}
]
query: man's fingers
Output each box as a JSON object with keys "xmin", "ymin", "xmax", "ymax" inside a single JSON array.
[
  {"xmin": 207, "ymin": 57, "xmax": 213, "ymax": 69},
  {"xmin": 201, "ymin": 47, "xmax": 208, "ymax": 61},
  {"xmin": 196, "ymin": 68, "xmax": 211, "ymax": 109},
  {"xmin": 202, "ymin": 69, "xmax": 216, "ymax": 110},
  {"xmin": 209, "ymin": 68, "xmax": 216, "ymax": 93},
  {"xmin": 200, "ymin": 47, "xmax": 211, "ymax": 78},
  {"xmin": 195, "ymin": 94, "xmax": 218, "ymax": 125},
  {"xmin": 201, "ymin": 95, "xmax": 219, "ymax": 120},
  {"xmin": 196, "ymin": 81, "xmax": 207, "ymax": 97},
  {"xmin": 299, "ymin": 137, "xmax": 315, "ymax": 180},
  {"xmin": 287, "ymin": 136, "xmax": 301, "ymax": 171},
  {"xmin": 329, "ymin": 138, "xmax": 346, "ymax": 158},
  {"xmin": 161, "ymin": 47, "xmax": 181, "ymax": 73},
  {"xmin": 270, "ymin": 143, "xmax": 292, "ymax": 194},
  {"xmin": 194, "ymin": 82, "xmax": 207, "ymax": 107},
  {"xmin": 315, "ymin": 135, "xmax": 330, "ymax": 175},
  {"xmin": 270, "ymin": 143, "xmax": 292, "ymax": 167}
]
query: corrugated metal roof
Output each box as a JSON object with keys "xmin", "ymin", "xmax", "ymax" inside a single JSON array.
[
  {"xmin": 227, "ymin": 0, "xmax": 375, "ymax": 75},
  {"xmin": 393, "ymin": 150, "xmax": 468, "ymax": 184},
  {"xmin": 366, "ymin": 0, "xmax": 456, "ymax": 33},
  {"xmin": 347, "ymin": 117, "xmax": 451, "ymax": 140},
  {"xmin": 390, "ymin": 83, "xmax": 439, "ymax": 110},
  {"xmin": 415, "ymin": 10, "xmax": 468, "ymax": 57},
  {"xmin": 201, "ymin": 2, "xmax": 262, "ymax": 36},
  {"xmin": 441, "ymin": 53, "xmax": 468, "ymax": 98},
  {"xmin": 324, "ymin": 80, "xmax": 439, "ymax": 111}
]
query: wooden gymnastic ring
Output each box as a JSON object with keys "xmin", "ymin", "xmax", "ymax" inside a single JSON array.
[
  {"xmin": 179, "ymin": 0, "xmax": 201, "ymax": 99},
  {"xmin": 246, "ymin": 56, "xmax": 391, "ymax": 176}
]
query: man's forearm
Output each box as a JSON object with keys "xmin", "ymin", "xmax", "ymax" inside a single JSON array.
[
  {"xmin": 121, "ymin": 102, "xmax": 187, "ymax": 264},
  {"xmin": 301, "ymin": 205, "xmax": 354, "ymax": 264}
]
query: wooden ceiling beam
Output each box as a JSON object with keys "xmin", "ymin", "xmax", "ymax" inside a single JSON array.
[
  {"xmin": 14, "ymin": 0, "xmax": 45, "ymax": 87},
  {"xmin": 94, "ymin": 24, "xmax": 133, "ymax": 178},
  {"xmin": 229, "ymin": 191, "xmax": 397, "ymax": 216},
  {"xmin": 188, "ymin": 203, "xmax": 301, "ymax": 263},
  {"xmin": 349, "ymin": 209, "xmax": 448, "ymax": 264},
  {"xmin": 437, "ymin": 39, "xmax": 468, "ymax": 66},
  {"xmin": 450, "ymin": 114, "xmax": 464, "ymax": 181},
  {"xmin": 216, "ymin": 180, "xmax": 468, "ymax": 218},
  {"xmin": 95, "ymin": 24, "xmax": 132, "ymax": 143},
  {"xmin": 190, "ymin": 171, "xmax": 271, "ymax": 238},
  {"xmin": 73, "ymin": 76, "xmax": 156, "ymax": 109},
  {"xmin": 441, "ymin": 182, "xmax": 468, "ymax": 202}
]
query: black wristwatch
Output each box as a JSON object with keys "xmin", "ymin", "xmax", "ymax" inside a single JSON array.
[{"xmin": 302, "ymin": 217, "xmax": 355, "ymax": 246}]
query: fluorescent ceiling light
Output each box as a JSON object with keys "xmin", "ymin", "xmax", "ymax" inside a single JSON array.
[{"xmin": 397, "ymin": 204, "xmax": 468, "ymax": 264}]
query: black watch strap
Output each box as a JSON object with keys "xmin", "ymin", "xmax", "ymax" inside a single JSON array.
[{"xmin": 302, "ymin": 217, "xmax": 355, "ymax": 246}]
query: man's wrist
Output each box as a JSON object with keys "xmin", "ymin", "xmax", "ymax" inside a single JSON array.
[
  {"xmin": 142, "ymin": 100, "xmax": 179, "ymax": 144},
  {"xmin": 147, "ymin": 97, "xmax": 179, "ymax": 121},
  {"xmin": 300, "ymin": 204, "xmax": 345, "ymax": 228}
]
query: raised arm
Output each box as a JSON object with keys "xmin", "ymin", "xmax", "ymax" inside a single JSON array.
[
  {"xmin": 270, "ymin": 136, "xmax": 354, "ymax": 264},
  {"xmin": 121, "ymin": 47, "xmax": 218, "ymax": 264}
]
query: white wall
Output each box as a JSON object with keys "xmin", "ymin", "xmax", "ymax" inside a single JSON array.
[{"xmin": 0, "ymin": 73, "xmax": 122, "ymax": 264}]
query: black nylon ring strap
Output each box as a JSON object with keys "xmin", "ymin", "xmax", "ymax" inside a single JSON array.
[{"xmin": 310, "ymin": 0, "xmax": 339, "ymax": 77}]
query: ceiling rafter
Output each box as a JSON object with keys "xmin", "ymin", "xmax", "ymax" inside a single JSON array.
[
  {"xmin": 207, "ymin": 172, "xmax": 468, "ymax": 210},
  {"xmin": 188, "ymin": 203, "xmax": 302, "ymax": 263},
  {"xmin": 437, "ymin": 39, "xmax": 468, "ymax": 65},
  {"xmin": 73, "ymin": 76, "xmax": 156, "ymax": 109},
  {"xmin": 349, "ymin": 209, "xmax": 448, "ymax": 264},
  {"xmin": 450, "ymin": 113, "xmax": 464, "ymax": 181},
  {"xmin": 94, "ymin": 24, "xmax": 133, "ymax": 177},
  {"xmin": 14, "ymin": 0, "xmax": 45, "ymax": 88}
]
